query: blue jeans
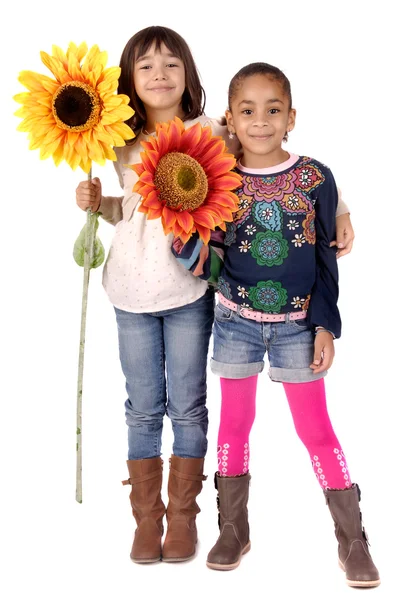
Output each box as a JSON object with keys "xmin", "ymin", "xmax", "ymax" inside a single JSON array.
[{"xmin": 115, "ymin": 288, "xmax": 214, "ymax": 460}]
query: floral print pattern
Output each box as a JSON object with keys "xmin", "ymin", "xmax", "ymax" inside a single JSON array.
[
  {"xmin": 217, "ymin": 157, "xmax": 330, "ymax": 315},
  {"xmin": 233, "ymin": 192, "xmax": 253, "ymax": 226},
  {"xmin": 302, "ymin": 211, "xmax": 316, "ymax": 245},
  {"xmin": 248, "ymin": 281, "xmax": 288, "ymax": 313},
  {"xmin": 294, "ymin": 162, "xmax": 324, "ymax": 193},
  {"xmin": 217, "ymin": 276, "xmax": 232, "ymax": 300},
  {"xmin": 252, "ymin": 200, "xmax": 283, "ymax": 231},
  {"xmin": 292, "ymin": 233, "xmax": 306, "ymax": 247},
  {"xmin": 245, "ymin": 224, "xmax": 257, "ymax": 236},
  {"xmin": 237, "ymin": 286, "xmax": 248, "ymax": 299},
  {"xmin": 224, "ymin": 222, "xmax": 237, "ymax": 247},
  {"xmin": 239, "ymin": 240, "xmax": 252, "ymax": 253},
  {"xmin": 302, "ymin": 295, "xmax": 311, "ymax": 310},
  {"xmin": 243, "ymin": 171, "xmax": 297, "ymax": 202},
  {"xmin": 251, "ymin": 231, "xmax": 289, "ymax": 266},
  {"xmin": 291, "ymin": 296, "xmax": 305, "ymax": 309}
]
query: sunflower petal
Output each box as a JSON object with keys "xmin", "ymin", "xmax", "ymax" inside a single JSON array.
[
  {"xmin": 167, "ymin": 118, "xmax": 181, "ymax": 150},
  {"xmin": 18, "ymin": 71, "xmax": 48, "ymax": 92},
  {"xmin": 211, "ymin": 173, "xmax": 243, "ymax": 190},
  {"xmin": 157, "ymin": 128, "xmax": 170, "ymax": 156},
  {"xmin": 141, "ymin": 190, "xmax": 161, "ymax": 209},
  {"xmin": 80, "ymin": 156, "xmax": 92, "ymax": 173},
  {"xmin": 211, "ymin": 205, "xmax": 236, "ymax": 221},
  {"xmin": 147, "ymin": 206, "xmax": 163, "ymax": 220},
  {"xmin": 131, "ymin": 163, "xmax": 144, "ymax": 177},
  {"xmin": 175, "ymin": 211, "xmax": 194, "ymax": 233},
  {"xmin": 141, "ymin": 152, "xmax": 156, "ymax": 175},
  {"xmin": 192, "ymin": 208, "xmax": 217, "ymax": 229},
  {"xmin": 196, "ymin": 225, "xmax": 211, "ymax": 245},
  {"xmin": 52, "ymin": 44, "xmax": 68, "ymax": 66},
  {"xmin": 100, "ymin": 142, "xmax": 117, "ymax": 161},
  {"xmin": 205, "ymin": 155, "xmax": 237, "ymax": 178},
  {"xmin": 53, "ymin": 143, "xmax": 65, "ymax": 166},
  {"xmin": 98, "ymin": 66, "xmax": 121, "ymax": 85},
  {"xmin": 13, "ymin": 92, "xmax": 32, "ymax": 104},
  {"xmin": 162, "ymin": 205, "xmax": 178, "ymax": 230},
  {"xmin": 207, "ymin": 191, "xmax": 240, "ymax": 208},
  {"xmin": 110, "ymin": 121, "xmax": 135, "ymax": 141},
  {"xmin": 40, "ymin": 51, "xmax": 71, "ymax": 83},
  {"xmin": 178, "ymin": 230, "xmax": 193, "ymax": 244},
  {"xmin": 73, "ymin": 134, "xmax": 88, "ymax": 158},
  {"xmin": 179, "ymin": 122, "xmax": 202, "ymax": 154},
  {"xmin": 195, "ymin": 138, "xmax": 226, "ymax": 166},
  {"xmin": 102, "ymin": 104, "xmax": 133, "ymax": 125},
  {"xmin": 139, "ymin": 171, "xmax": 154, "ymax": 185}
]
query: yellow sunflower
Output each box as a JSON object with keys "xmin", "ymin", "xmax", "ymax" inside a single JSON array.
[
  {"xmin": 14, "ymin": 42, "xmax": 135, "ymax": 173},
  {"xmin": 132, "ymin": 117, "xmax": 242, "ymax": 244}
]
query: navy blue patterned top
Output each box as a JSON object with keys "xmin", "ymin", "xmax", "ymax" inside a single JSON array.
[{"xmin": 173, "ymin": 154, "xmax": 342, "ymax": 338}]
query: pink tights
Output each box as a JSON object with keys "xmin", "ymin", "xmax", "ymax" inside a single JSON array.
[{"xmin": 217, "ymin": 376, "xmax": 351, "ymax": 490}]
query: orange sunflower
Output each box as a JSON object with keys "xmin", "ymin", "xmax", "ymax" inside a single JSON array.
[
  {"xmin": 131, "ymin": 117, "xmax": 242, "ymax": 244},
  {"xmin": 14, "ymin": 42, "xmax": 135, "ymax": 173}
]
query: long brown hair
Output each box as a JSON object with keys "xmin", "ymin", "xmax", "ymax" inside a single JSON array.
[{"xmin": 118, "ymin": 26, "xmax": 206, "ymax": 135}]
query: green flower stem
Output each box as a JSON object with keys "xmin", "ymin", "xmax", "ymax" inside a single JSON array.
[{"xmin": 76, "ymin": 167, "xmax": 96, "ymax": 504}]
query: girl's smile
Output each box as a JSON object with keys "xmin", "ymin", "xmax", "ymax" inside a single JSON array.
[{"xmin": 134, "ymin": 42, "xmax": 186, "ymax": 118}]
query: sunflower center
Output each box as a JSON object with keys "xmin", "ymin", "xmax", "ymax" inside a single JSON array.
[
  {"xmin": 154, "ymin": 152, "xmax": 208, "ymax": 211},
  {"xmin": 52, "ymin": 82, "xmax": 101, "ymax": 131},
  {"xmin": 177, "ymin": 167, "xmax": 197, "ymax": 191}
]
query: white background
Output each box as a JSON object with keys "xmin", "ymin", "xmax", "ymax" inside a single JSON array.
[{"xmin": 1, "ymin": 1, "xmax": 399, "ymax": 599}]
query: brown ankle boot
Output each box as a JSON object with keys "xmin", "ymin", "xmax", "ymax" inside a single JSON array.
[
  {"xmin": 162, "ymin": 455, "xmax": 207, "ymax": 562},
  {"xmin": 206, "ymin": 473, "xmax": 251, "ymax": 571},
  {"xmin": 122, "ymin": 457, "xmax": 165, "ymax": 563},
  {"xmin": 324, "ymin": 484, "xmax": 380, "ymax": 587}
]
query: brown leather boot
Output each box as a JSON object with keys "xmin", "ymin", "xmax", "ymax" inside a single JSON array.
[
  {"xmin": 122, "ymin": 457, "xmax": 165, "ymax": 563},
  {"xmin": 324, "ymin": 484, "xmax": 380, "ymax": 587},
  {"xmin": 162, "ymin": 455, "xmax": 207, "ymax": 562},
  {"xmin": 206, "ymin": 472, "xmax": 251, "ymax": 571}
]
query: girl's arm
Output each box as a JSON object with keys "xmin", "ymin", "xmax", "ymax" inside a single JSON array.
[
  {"xmin": 172, "ymin": 229, "xmax": 225, "ymax": 283},
  {"xmin": 337, "ymin": 188, "xmax": 349, "ymax": 215},
  {"xmin": 98, "ymin": 194, "xmax": 124, "ymax": 225},
  {"xmin": 97, "ymin": 161, "xmax": 124, "ymax": 225}
]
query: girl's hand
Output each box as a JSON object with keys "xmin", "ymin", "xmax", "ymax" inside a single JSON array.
[
  {"xmin": 330, "ymin": 213, "xmax": 355, "ymax": 258},
  {"xmin": 193, "ymin": 245, "xmax": 210, "ymax": 276},
  {"xmin": 310, "ymin": 331, "xmax": 335, "ymax": 374},
  {"xmin": 76, "ymin": 177, "xmax": 102, "ymax": 212}
]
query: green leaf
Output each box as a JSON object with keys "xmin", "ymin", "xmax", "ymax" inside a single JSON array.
[{"xmin": 73, "ymin": 213, "xmax": 105, "ymax": 269}]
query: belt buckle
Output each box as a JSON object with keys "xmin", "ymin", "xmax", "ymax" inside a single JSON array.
[{"xmin": 239, "ymin": 305, "xmax": 247, "ymax": 318}]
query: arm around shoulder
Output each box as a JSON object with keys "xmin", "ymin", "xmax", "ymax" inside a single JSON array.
[{"xmin": 336, "ymin": 187, "xmax": 349, "ymax": 216}]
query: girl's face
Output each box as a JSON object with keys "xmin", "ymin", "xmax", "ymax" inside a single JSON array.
[
  {"xmin": 133, "ymin": 42, "xmax": 186, "ymax": 116},
  {"xmin": 226, "ymin": 74, "xmax": 296, "ymax": 168}
]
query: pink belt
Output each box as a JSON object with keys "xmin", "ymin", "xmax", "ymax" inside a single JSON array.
[{"xmin": 218, "ymin": 293, "xmax": 307, "ymax": 323}]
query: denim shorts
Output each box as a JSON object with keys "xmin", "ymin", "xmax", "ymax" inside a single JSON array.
[{"xmin": 210, "ymin": 302, "xmax": 327, "ymax": 383}]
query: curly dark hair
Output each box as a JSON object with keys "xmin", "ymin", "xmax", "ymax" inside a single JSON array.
[{"xmin": 228, "ymin": 62, "xmax": 292, "ymax": 110}]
